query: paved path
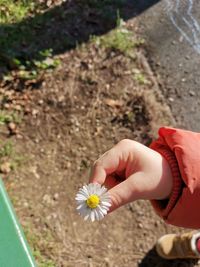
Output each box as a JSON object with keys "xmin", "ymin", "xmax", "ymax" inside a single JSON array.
[{"xmin": 137, "ymin": 0, "xmax": 200, "ymax": 131}]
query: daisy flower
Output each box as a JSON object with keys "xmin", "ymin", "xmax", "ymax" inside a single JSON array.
[{"xmin": 75, "ymin": 183, "xmax": 111, "ymax": 222}]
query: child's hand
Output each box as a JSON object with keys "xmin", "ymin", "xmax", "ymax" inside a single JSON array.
[{"xmin": 89, "ymin": 139, "xmax": 173, "ymax": 212}]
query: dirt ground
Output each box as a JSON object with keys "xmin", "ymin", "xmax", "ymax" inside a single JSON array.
[{"xmin": 1, "ymin": 1, "xmax": 200, "ymax": 267}]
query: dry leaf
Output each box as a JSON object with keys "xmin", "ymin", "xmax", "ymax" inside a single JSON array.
[{"xmin": 104, "ymin": 99, "xmax": 123, "ymax": 108}]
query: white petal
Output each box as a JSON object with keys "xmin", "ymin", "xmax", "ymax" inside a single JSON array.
[
  {"xmin": 84, "ymin": 214, "xmax": 90, "ymax": 221},
  {"xmin": 76, "ymin": 201, "xmax": 85, "ymax": 207},
  {"xmin": 95, "ymin": 187, "xmax": 103, "ymax": 196},
  {"xmin": 75, "ymin": 195, "xmax": 87, "ymax": 201},
  {"xmin": 93, "ymin": 209, "xmax": 98, "ymax": 220},
  {"xmin": 76, "ymin": 200, "xmax": 85, "ymax": 206},
  {"xmin": 88, "ymin": 183, "xmax": 95, "ymax": 194},
  {"xmin": 83, "ymin": 185, "xmax": 88, "ymax": 191},
  {"xmin": 101, "ymin": 206, "xmax": 109, "ymax": 213},
  {"xmin": 78, "ymin": 205, "xmax": 89, "ymax": 217},
  {"xmin": 94, "ymin": 183, "xmax": 101, "ymax": 189},
  {"xmin": 90, "ymin": 210, "xmax": 95, "ymax": 222},
  {"xmin": 96, "ymin": 208, "xmax": 104, "ymax": 220},
  {"xmin": 76, "ymin": 183, "xmax": 111, "ymax": 221},
  {"xmin": 101, "ymin": 201, "xmax": 111, "ymax": 207},
  {"xmin": 79, "ymin": 188, "xmax": 89, "ymax": 197},
  {"xmin": 100, "ymin": 205, "xmax": 110, "ymax": 212},
  {"xmin": 99, "ymin": 187, "xmax": 108, "ymax": 195},
  {"xmin": 86, "ymin": 185, "xmax": 91, "ymax": 195},
  {"xmin": 77, "ymin": 203, "xmax": 85, "ymax": 210},
  {"xmin": 100, "ymin": 198, "xmax": 110, "ymax": 203},
  {"xmin": 98, "ymin": 206, "xmax": 108, "ymax": 215},
  {"xmin": 94, "ymin": 209, "xmax": 101, "ymax": 221}
]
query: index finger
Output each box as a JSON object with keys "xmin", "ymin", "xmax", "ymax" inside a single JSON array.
[{"xmin": 89, "ymin": 140, "xmax": 132, "ymax": 185}]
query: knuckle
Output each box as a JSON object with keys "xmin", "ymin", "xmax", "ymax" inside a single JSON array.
[
  {"xmin": 118, "ymin": 139, "xmax": 133, "ymax": 147},
  {"xmin": 110, "ymin": 192, "xmax": 123, "ymax": 208}
]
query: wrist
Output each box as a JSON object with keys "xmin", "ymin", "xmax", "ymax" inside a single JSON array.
[{"xmin": 150, "ymin": 146, "xmax": 183, "ymax": 218}]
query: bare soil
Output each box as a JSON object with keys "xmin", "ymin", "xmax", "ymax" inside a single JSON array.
[{"xmin": 1, "ymin": 2, "xmax": 199, "ymax": 267}]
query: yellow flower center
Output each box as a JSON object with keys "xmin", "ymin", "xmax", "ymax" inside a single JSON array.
[{"xmin": 86, "ymin": 195, "xmax": 100, "ymax": 209}]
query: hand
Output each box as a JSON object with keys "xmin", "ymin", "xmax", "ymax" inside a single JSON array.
[{"xmin": 89, "ymin": 139, "xmax": 173, "ymax": 212}]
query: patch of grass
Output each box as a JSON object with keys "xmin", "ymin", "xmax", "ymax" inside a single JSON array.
[
  {"xmin": 0, "ymin": 1, "xmax": 60, "ymax": 81},
  {"xmin": 93, "ymin": 27, "xmax": 134, "ymax": 55},
  {"xmin": 16, "ymin": 49, "xmax": 60, "ymax": 80},
  {"xmin": 33, "ymin": 250, "xmax": 55, "ymax": 267},
  {"xmin": 0, "ymin": 111, "xmax": 22, "ymax": 125},
  {"xmin": 33, "ymin": 49, "xmax": 61, "ymax": 71},
  {"xmin": 25, "ymin": 227, "xmax": 56, "ymax": 267},
  {"xmin": 0, "ymin": 0, "xmax": 35, "ymax": 24},
  {"xmin": 0, "ymin": 112, "xmax": 13, "ymax": 125},
  {"xmin": 92, "ymin": 14, "xmax": 144, "ymax": 56},
  {"xmin": 2, "ymin": 49, "xmax": 61, "ymax": 81},
  {"xmin": 134, "ymin": 72, "xmax": 150, "ymax": 85},
  {"xmin": 0, "ymin": 141, "xmax": 13, "ymax": 158},
  {"xmin": 0, "ymin": 140, "xmax": 25, "ymax": 172},
  {"xmin": 10, "ymin": 154, "xmax": 26, "ymax": 170}
]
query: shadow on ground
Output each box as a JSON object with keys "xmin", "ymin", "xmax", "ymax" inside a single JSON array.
[
  {"xmin": 139, "ymin": 246, "xmax": 199, "ymax": 267},
  {"xmin": 0, "ymin": 0, "xmax": 160, "ymax": 76}
]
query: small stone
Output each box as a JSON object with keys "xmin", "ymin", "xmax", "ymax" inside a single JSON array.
[
  {"xmin": 0, "ymin": 162, "xmax": 11, "ymax": 174},
  {"xmin": 53, "ymin": 193, "xmax": 59, "ymax": 201},
  {"xmin": 168, "ymin": 97, "xmax": 174, "ymax": 102},
  {"xmin": 14, "ymin": 105, "xmax": 22, "ymax": 111},
  {"xmin": 16, "ymin": 134, "xmax": 23, "ymax": 139},
  {"xmin": 34, "ymin": 217, "xmax": 40, "ymax": 223},
  {"xmin": 43, "ymin": 194, "xmax": 52, "ymax": 205},
  {"xmin": 58, "ymin": 96, "xmax": 65, "ymax": 102},
  {"xmin": 105, "ymin": 84, "xmax": 110, "ymax": 90},
  {"xmin": 8, "ymin": 122, "xmax": 17, "ymax": 134},
  {"xmin": 23, "ymin": 202, "xmax": 29, "ymax": 208},
  {"xmin": 32, "ymin": 109, "xmax": 39, "ymax": 116},
  {"xmin": 88, "ymin": 64, "xmax": 93, "ymax": 70},
  {"xmin": 138, "ymin": 223, "xmax": 143, "ymax": 229},
  {"xmin": 52, "ymin": 213, "xmax": 57, "ymax": 219},
  {"xmin": 24, "ymin": 107, "xmax": 31, "ymax": 114},
  {"xmin": 38, "ymin": 99, "xmax": 44, "ymax": 105},
  {"xmin": 189, "ymin": 90, "xmax": 195, "ymax": 96},
  {"xmin": 4, "ymin": 103, "xmax": 10, "ymax": 109},
  {"xmin": 124, "ymin": 70, "xmax": 132, "ymax": 75},
  {"xmin": 22, "ymin": 94, "xmax": 29, "ymax": 101}
]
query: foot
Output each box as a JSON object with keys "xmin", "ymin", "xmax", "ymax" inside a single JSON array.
[{"xmin": 156, "ymin": 232, "xmax": 200, "ymax": 259}]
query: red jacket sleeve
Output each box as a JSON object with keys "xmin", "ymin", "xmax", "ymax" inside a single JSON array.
[{"xmin": 150, "ymin": 127, "xmax": 200, "ymax": 229}]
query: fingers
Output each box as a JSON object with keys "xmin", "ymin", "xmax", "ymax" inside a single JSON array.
[
  {"xmin": 89, "ymin": 149, "xmax": 120, "ymax": 185},
  {"xmin": 89, "ymin": 140, "xmax": 133, "ymax": 185},
  {"xmin": 108, "ymin": 171, "xmax": 144, "ymax": 212},
  {"xmin": 89, "ymin": 139, "xmax": 145, "ymax": 212}
]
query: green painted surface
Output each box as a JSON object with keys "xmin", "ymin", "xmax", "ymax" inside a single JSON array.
[{"xmin": 0, "ymin": 178, "xmax": 37, "ymax": 267}]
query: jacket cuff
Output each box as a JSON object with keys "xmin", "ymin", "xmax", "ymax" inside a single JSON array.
[{"xmin": 150, "ymin": 144, "xmax": 183, "ymax": 220}]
